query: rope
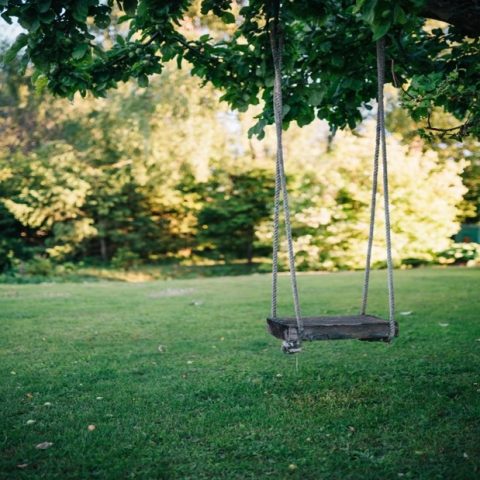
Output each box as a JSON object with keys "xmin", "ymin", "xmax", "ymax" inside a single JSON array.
[
  {"xmin": 361, "ymin": 38, "xmax": 396, "ymax": 340},
  {"xmin": 269, "ymin": 13, "xmax": 303, "ymax": 340}
]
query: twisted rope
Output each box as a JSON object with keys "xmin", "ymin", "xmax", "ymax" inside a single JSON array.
[
  {"xmin": 269, "ymin": 15, "xmax": 303, "ymax": 339},
  {"xmin": 361, "ymin": 38, "xmax": 396, "ymax": 340}
]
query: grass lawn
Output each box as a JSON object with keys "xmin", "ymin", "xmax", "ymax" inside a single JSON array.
[{"xmin": 1, "ymin": 267, "xmax": 479, "ymax": 479}]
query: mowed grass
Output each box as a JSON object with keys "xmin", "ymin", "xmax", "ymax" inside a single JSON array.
[{"xmin": 1, "ymin": 268, "xmax": 479, "ymax": 479}]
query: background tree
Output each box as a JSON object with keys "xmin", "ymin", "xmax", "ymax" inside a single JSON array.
[
  {"xmin": 273, "ymin": 121, "xmax": 468, "ymax": 270},
  {"xmin": 386, "ymin": 97, "xmax": 480, "ymax": 224},
  {"xmin": 198, "ymin": 169, "xmax": 274, "ymax": 264}
]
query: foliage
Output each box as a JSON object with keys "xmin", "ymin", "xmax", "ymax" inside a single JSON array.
[
  {"xmin": 0, "ymin": 202, "xmax": 28, "ymax": 272},
  {"xmin": 3, "ymin": 144, "xmax": 96, "ymax": 259},
  {"xmin": 0, "ymin": 55, "xmax": 472, "ymax": 272},
  {"xmin": 437, "ymin": 242, "xmax": 480, "ymax": 266},
  {"xmin": 1, "ymin": 1, "xmax": 479, "ymax": 138},
  {"xmin": 111, "ymin": 247, "xmax": 141, "ymax": 270},
  {"xmin": 386, "ymin": 93, "xmax": 480, "ymax": 223},
  {"xmin": 1, "ymin": 55, "xmax": 283, "ymax": 266},
  {"xmin": 258, "ymin": 120, "xmax": 467, "ymax": 271},
  {"xmin": 197, "ymin": 170, "xmax": 274, "ymax": 263},
  {"xmin": 22, "ymin": 254, "xmax": 55, "ymax": 276}
]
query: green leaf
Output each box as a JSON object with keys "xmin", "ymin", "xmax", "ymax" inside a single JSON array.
[
  {"xmin": 176, "ymin": 53, "xmax": 183, "ymax": 69},
  {"xmin": 3, "ymin": 33, "xmax": 28, "ymax": 63},
  {"xmin": 308, "ymin": 89, "xmax": 324, "ymax": 106},
  {"xmin": 37, "ymin": 0, "xmax": 52, "ymax": 13},
  {"xmin": 72, "ymin": 0, "xmax": 89, "ymax": 22},
  {"xmin": 1, "ymin": 12, "xmax": 13, "ymax": 25},
  {"xmin": 393, "ymin": 5, "xmax": 407, "ymax": 25},
  {"xmin": 94, "ymin": 14, "xmax": 111, "ymax": 28},
  {"xmin": 372, "ymin": 20, "xmax": 391, "ymax": 40},
  {"xmin": 353, "ymin": 0, "xmax": 367, "ymax": 14},
  {"xmin": 39, "ymin": 10, "xmax": 55, "ymax": 24},
  {"xmin": 123, "ymin": 0, "xmax": 138, "ymax": 16},
  {"xmin": 138, "ymin": 74, "xmax": 149, "ymax": 87},
  {"xmin": 331, "ymin": 56, "xmax": 344, "ymax": 68},
  {"xmin": 265, "ymin": 77, "xmax": 274, "ymax": 87},
  {"xmin": 72, "ymin": 43, "xmax": 89, "ymax": 60},
  {"xmin": 34, "ymin": 74, "xmax": 49, "ymax": 95},
  {"xmin": 221, "ymin": 12, "xmax": 235, "ymax": 24},
  {"xmin": 361, "ymin": 0, "xmax": 378, "ymax": 24}
]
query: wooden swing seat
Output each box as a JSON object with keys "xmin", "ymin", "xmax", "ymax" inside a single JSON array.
[{"xmin": 267, "ymin": 315, "xmax": 398, "ymax": 343}]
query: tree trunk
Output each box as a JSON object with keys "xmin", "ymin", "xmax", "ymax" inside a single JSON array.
[
  {"xmin": 246, "ymin": 227, "xmax": 254, "ymax": 265},
  {"xmin": 100, "ymin": 236, "xmax": 108, "ymax": 262}
]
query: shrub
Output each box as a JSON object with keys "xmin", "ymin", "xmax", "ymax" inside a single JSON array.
[
  {"xmin": 23, "ymin": 256, "xmax": 55, "ymax": 276},
  {"xmin": 111, "ymin": 248, "xmax": 141, "ymax": 271},
  {"xmin": 437, "ymin": 243, "xmax": 479, "ymax": 266}
]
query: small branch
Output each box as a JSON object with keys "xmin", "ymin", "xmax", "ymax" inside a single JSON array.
[
  {"xmin": 144, "ymin": 31, "xmax": 161, "ymax": 47},
  {"xmin": 390, "ymin": 60, "xmax": 418, "ymax": 101},
  {"xmin": 174, "ymin": 35, "xmax": 213, "ymax": 62},
  {"xmin": 390, "ymin": 59, "xmax": 399, "ymax": 88},
  {"xmin": 425, "ymin": 123, "xmax": 469, "ymax": 133},
  {"xmin": 425, "ymin": 112, "xmax": 470, "ymax": 133}
]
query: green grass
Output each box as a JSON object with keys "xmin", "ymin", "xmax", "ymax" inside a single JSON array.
[{"xmin": 1, "ymin": 268, "xmax": 479, "ymax": 479}]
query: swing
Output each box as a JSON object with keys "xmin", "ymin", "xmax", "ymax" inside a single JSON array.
[{"xmin": 266, "ymin": 8, "xmax": 398, "ymax": 354}]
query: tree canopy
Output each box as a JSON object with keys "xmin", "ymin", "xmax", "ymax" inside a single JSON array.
[{"xmin": 1, "ymin": 0, "xmax": 479, "ymax": 138}]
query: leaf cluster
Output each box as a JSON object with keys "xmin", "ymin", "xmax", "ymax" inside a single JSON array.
[{"xmin": 1, "ymin": 0, "xmax": 478, "ymax": 138}]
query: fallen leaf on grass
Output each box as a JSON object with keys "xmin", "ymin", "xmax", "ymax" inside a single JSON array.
[
  {"xmin": 26, "ymin": 420, "xmax": 36, "ymax": 425},
  {"xmin": 400, "ymin": 311, "xmax": 413, "ymax": 316},
  {"xmin": 438, "ymin": 323, "xmax": 449, "ymax": 327},
  {"xmin": 43, "ymin": 402, "xmax": 52, "ymax": 406},
  {"xmin": 17, "ymin": 464, "xmax": 28, "ymax": 469},
  {"xmin": 36, "ymin": 442, "xmax": 53, "ymax": 450},
  {"xmin": 87, "ymin": 425, "xmax": 96, "ymax": 431},
  {"xmin": 157, "ymin": 345, "xmax": 166, "ymax": 353}
]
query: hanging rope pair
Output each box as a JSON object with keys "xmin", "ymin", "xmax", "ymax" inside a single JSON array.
[
  {"xmin": 269, "ymin": 16, "xmax": 303, "ymax": 353},
  {"xmin": 267, "ymin": 11, "xmax": 397, "ymax": 353}
]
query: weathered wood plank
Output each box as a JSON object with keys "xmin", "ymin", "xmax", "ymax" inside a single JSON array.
[{"xmin": 267, "ymin": 315, "xmax": 398, "ymax": 342}]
